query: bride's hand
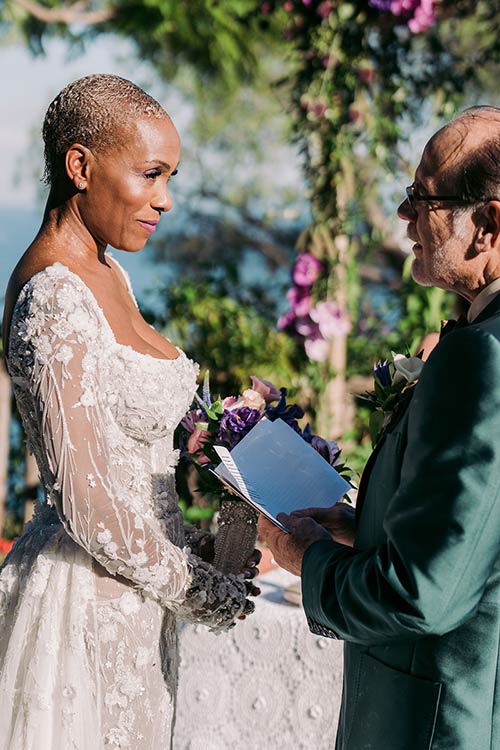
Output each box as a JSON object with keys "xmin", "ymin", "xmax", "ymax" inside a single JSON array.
[
  {"xmin": 237, "ymin": 548, "xmax": 262, "ymax": 618},
  {"xmin": 240, "ymin": 547, "xmax": 262, "ymax": 580}
]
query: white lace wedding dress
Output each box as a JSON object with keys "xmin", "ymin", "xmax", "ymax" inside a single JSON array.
[{"xmin": 0, "ymin": 261, "xmax": 249, "ymax": 750}]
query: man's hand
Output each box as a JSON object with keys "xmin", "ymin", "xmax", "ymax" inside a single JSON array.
[
  {"xmin": 257, "ymin": 514, "xmax": 331, "ymax": 577},
  {"xmin": 291, "ymin": 502, "xmax": 356, "ymax": 547}
]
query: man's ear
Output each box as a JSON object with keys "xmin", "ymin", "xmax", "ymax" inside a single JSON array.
[
  {"xmin": 475, "ymin": 200, "xmax": 500, "ymax": 253},
  {"xmin": 65, "ymin": 143, "xmax": 92, "ymax": 192}
]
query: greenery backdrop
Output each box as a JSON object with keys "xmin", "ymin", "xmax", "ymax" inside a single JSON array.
[{"xmin": 2, "ymin": 0, "xmax": 500, "ymax": 535}]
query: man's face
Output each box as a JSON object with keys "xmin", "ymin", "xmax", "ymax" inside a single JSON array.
[{"xmin": 397, "ymin": 126, "xmax": 476, "ymax": 294}]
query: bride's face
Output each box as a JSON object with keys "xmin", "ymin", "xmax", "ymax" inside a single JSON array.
[{"xmin": 80, "ymin": 116, "xmax": 180, "ymax": 252}]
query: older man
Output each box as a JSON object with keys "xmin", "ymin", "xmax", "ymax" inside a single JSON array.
[{"xmin": 259, "ymin": 106, "xmax": 500, "ymax": 750}]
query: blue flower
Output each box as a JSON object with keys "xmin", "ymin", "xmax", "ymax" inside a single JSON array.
[{"xmin": 373, "ymin": 360, "xmax": 392, "ymax": 387}]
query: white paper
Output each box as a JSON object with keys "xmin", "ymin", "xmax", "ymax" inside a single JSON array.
[{"xmin": 214, "ymin": 418, "xmax": 351, "ymax": 531}]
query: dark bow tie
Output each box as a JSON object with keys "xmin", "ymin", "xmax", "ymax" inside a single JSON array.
[{"xmin": 439, "ymin": 314, "xmax": 469, "ymax": 340}]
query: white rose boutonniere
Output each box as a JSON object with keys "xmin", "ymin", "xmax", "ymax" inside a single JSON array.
[
  {"xmin": 392, "ymin": 354, "xmax": 425, "ymax": 386},
  {"xmin": 362, "ymin": 351, "xmax": 424, "ymax": 446}
]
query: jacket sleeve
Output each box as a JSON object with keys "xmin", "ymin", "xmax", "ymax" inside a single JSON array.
[
  {"xmin": 302, "ymin": 325, "xmax": 500, "ymax": 644},
  {"xmin": 10, "ymin": 269, "xmax": 249, "ymax": 631}
]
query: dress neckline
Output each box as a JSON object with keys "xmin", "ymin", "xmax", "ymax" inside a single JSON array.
[{"xmin": 9, "ymin": 261, "xmax": 186, "ymax": 365}]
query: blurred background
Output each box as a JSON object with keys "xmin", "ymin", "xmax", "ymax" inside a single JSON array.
[{"xmin": 0, "ymin": 0, "xmax": 499, "ymax": 552}]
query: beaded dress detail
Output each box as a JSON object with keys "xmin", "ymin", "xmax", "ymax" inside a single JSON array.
[{"xmin": 0, "ymin": 262, "xmax": 248, "ymax": 750}]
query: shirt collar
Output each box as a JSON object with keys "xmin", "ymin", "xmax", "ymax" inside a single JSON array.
[{"xmin": 467, "ymin": 278, "xmax": 500, "ymax": 323}]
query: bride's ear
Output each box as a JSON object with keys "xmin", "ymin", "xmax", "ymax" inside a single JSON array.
[{"xmin": 65, "ymin": 143, "xmax": 92, "ymax": 192}]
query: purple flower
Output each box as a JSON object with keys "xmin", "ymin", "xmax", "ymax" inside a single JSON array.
[
  {"xmin": 369, "ymin": 0, "xmax": 393, "ymax": 9},
  {"xmin": 217, "ymin": 407, "xmax": 262, "ymax": 449},
  {"xmin": 277, "ymin": 309, "xmax": 296, "ymax": 331},
  {"xmin": 292, "ymin": 253, "xmax": 323, "ymax": 287},
  {"xmin": 408, "ymin": 0, "xmax": 435, "ymax": 31},
  {"xmin": 295, "ymin": 316, "xmax": 317, "ymax": 337},
  {"xmin": 373, "ymin": 360, "xmax": 392, "ymax": 387},
  {"xmin": 265, "ymin": 390, "xmax": 304, "ymax": 433},
  {"xmin": 287, "ymin": 286, "xmax": 312, "ymax": 317},
  {"xmin": 310, "ymin": 301, "xmax": 351, "ymax": 339},
  {"xmin": 304, "ymin": 333, "xmax": 330, "ymax": 362},
  {"xmin": 311, "ymin": 436, "xmax": 341, "ymax": 466}
]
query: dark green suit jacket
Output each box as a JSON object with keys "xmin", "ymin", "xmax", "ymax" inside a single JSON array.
[{"xmin": 302, "ymin": 293, "xmax": 500, "ymax": 750}]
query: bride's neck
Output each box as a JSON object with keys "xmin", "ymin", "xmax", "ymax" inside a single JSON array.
[{"xmin": 41, "ymin": 193, "xmax": 107, "ymax": 267}]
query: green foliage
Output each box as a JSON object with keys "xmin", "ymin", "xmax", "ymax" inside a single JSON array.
[{"xmin": 153, "ymin": 276, "xmax": 307, "ymax": 397}]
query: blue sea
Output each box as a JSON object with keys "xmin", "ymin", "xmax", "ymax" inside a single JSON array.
[{"xmin": 0, "ymin": 206, "xmax": 166, "ymax": 309}]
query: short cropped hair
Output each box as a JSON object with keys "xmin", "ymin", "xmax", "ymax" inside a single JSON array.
[
  {"xmin": 446, "ymin": 106, "xmax": 500, "ymax": 203},
  {"xmin": 42, "ymin": 73, "xmax": 168, "ymax": 185}
]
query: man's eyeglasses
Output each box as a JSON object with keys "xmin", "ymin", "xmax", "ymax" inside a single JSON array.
[{"xmin": 405, "ymin": 183, "xmax": 471, "ymax": 212}]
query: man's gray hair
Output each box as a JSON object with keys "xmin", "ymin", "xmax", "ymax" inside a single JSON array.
[
  {"xmin": 446, "ymin": 106, "xmax": 500, "ymax": 204},
  {"xmin": 42, "ymin": 73, "xmax": 168, "ymax": 185}
]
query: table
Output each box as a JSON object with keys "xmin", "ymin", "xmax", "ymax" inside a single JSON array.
[{"xmin": 174, "ymin": 568, "xmax": 344, "ymax": 750}]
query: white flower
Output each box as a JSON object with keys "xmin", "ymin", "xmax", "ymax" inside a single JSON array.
[
  {"xmin": 104, "ymin": 541, "xmax": 119, "ymax": 558},
  {"xmin": 128, "ymin": 551, "xmax": 148, "ymax": 567},
  {"xmin": 67, "ymin": 309, "xmax": 91, "ymax": 333},
  {"xmin": 240, "ymin": 388, "xmax": 266, "ymax": 412},
  {"xmin": 97, "ymin": 529, "xmax": 112, "ymax": 545},
  {"xmin": 25, "ymin": 309, "xmax": 46, "ymax": 338},
  {"xmin": 118, "ymin": 591, "xmax": 141, "ymax": 616},
  {"xmin": 104, "ymin": 688, "xmax": 128, "ymax": 710},
  {"xmin": 34, "ymin": 334, "xmax": 52, "ymax": 364},
  {"xmin": 55, "ymin": 344, "xmax": 74, "ymax": 366},
  {"xmin": 105, "ymin": 726, "xmax": 130, "ymax": 748},
  {"xmin": 51, "ymin": 318, "xmax": 74, "ymax": 340},
  {"xmin": 55, "ymin": 286, "xmax": 77, "ymax": 313},
  {"xmin": 86, "ymin": 473, "xmax": 97, "ymax": 489},
  {"xmin": 80, "ymin": 389, "xmax": 96, "ymax": 407},
  {"xmin": 119, "ymin": 670, "xmax": 145, "ymax": 699},
  {"xmin": 392, "ymin": 354, "xmax": 424, "ymax": 386}
]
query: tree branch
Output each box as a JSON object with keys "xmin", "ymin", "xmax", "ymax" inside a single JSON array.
[{"xmin": 12, "ymin": 0, "xmax": 115, "ymax": 25}]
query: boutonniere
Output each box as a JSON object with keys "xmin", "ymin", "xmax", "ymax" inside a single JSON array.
[{"xmin": 362, "ymin": 353, "xmax": 425, "ymax": 447}]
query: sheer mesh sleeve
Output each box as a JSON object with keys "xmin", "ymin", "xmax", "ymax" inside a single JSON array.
[{"xmin": 8, "ymin": 267, "xmax": 249, "ymax": 630}]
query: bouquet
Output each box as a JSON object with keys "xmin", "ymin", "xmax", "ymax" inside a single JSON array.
[
  {"xmin": 179, "ymin": 373, "xmax": 348, "ymax": 489},
  {"xmin": 178, "ymin": 373, "xmax": 349, "ymax": 573}
]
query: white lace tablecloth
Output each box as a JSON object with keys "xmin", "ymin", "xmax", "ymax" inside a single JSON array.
[{"xmin": 173, "ymin": 567, "xmax": 344, "ymax": 750}]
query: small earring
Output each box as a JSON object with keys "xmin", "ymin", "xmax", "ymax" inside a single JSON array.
[{"xmin": 77, "ymin": 182, "xmax": 85, "ymax": 190}]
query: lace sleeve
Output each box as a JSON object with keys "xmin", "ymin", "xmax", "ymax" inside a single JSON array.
[{"xmin": 9, "ymin": 268, "xmax": 249, "ymax": 630}]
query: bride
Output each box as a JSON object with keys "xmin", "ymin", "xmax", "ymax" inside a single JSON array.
[{"xmin": 0, "ymin": 74, "xmax": 259, "ymax": 750}]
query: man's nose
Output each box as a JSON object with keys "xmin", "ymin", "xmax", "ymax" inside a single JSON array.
[{"xmin": 397, "ymin": 197, "xmax": 415, "ymax": 221}]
